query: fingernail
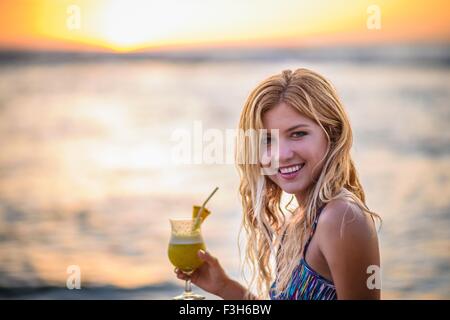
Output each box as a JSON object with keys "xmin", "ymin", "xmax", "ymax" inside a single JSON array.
[{"xmin": 198, "ymin": 249, "xmax": 205, "ymax": 256}]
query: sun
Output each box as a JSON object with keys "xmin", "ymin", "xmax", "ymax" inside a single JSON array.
[{"xmin": 97, "ymin": 0, "xmax": 187, "ymax": 52}]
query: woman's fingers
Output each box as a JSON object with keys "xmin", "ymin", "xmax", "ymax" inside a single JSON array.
[
  {"xmin": 197, "ymin": 250, "xmax": 218, "ymax": 266},
  {"xmin": 174, "ymin": 268, "xmax": 188, "ymax": 280},
  {"xmin": 177, "ymin": 273, "xmax": 187, "ymax": 280}
]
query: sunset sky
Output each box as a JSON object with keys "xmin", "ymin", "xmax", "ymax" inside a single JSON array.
[{"xmin": 0, "ymin": 0, "xmax": 449, "ymax": 52}]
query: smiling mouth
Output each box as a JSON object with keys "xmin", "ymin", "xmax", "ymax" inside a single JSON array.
[{"xmin": 278, "ymin": 163, "xmax": 305, "ymax": 175}]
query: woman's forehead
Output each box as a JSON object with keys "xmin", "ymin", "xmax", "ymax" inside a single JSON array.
[{"xmin": 262, "ymin": 102, "xmax": 316, "ymax": 130}]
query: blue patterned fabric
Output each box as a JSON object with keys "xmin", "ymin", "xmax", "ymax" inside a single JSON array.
[{"xmin": 270, "ymin": 206, "xmax": 337, "ymax": 300}]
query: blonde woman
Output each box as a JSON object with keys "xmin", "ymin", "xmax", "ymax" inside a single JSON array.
[{"xmin": 176, "ymin": 68, "xmax": 381, "ymax": 300}]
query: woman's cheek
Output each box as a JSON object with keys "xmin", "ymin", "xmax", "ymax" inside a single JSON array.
[{"xmin": 311, "ymin": 157, "xmax": 326, "ymax": 180}]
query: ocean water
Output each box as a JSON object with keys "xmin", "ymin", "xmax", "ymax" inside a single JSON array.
[{"xmin": 0, "ymin": 50, "xmax": 449, "ymax": 299}]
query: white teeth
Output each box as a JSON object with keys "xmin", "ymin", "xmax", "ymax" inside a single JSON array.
[{"xmin": 279, "ymin": 164, "xmax": 303, "ymax": 174}]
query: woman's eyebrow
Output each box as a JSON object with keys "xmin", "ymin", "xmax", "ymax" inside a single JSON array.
[{"xmin": 285, "ymin": 124, "xmax": 309, "ymax": 132}]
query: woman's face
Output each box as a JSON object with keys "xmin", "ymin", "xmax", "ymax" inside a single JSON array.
[{"xmin": 262, "ymin": 102, "xmax": 328, "ymax": 198}]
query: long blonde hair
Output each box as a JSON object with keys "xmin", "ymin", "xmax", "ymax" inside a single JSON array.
[{"xmin": 235, "ymin": 68, "xmax": 380, "ymax": 299}]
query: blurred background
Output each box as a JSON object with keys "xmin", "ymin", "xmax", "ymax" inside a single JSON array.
[{"xmin": 0, "ymin": 0, "xmax": 449, "ymax": 299}]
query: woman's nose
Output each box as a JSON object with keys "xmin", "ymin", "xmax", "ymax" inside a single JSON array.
[{"xmin": 274, "ymin": 140, "xmax": 295, "ymax": 163}]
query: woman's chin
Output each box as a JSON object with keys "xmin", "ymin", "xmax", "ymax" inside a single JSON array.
[
  {"xmin": 279, "ymin": 183, "xmax": 305, "ymax": 195},
  {"xmin": 268, "ymin": 177, "xmax": 309, "ymax": 196}
]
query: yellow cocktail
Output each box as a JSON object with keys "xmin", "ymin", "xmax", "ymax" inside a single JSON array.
[
  {"xmin": 168, "ymin": 241, "xmax": 206, "ymax": 272},
  {"xmin": 168, "ymin": 218, "xmax": 206, "ymax": 300}
]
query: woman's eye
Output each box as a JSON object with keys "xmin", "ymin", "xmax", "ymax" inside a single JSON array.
[{"xmin": 291, "ymin": 131, "xmax": 307, "ymax": 138}]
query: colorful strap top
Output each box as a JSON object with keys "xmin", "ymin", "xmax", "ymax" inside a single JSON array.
[{"xmin": 270, "ymin": 206, "xmax": 337, "ymax": 300}]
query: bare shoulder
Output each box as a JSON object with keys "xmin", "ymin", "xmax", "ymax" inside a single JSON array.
[
  {"xmin": 316, "ymin": 199, "xmax": 381, "ymax": 299},
  {"xmin": 317, "ymin": 198, "xmax": 378, "ymax": 243}
]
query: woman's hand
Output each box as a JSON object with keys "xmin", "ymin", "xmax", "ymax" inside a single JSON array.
[
  {"xmin": 175, "ymin": 250, "xmax": 255, "ymax": 299},
  {"xmin": 175, "ymin": 250, "xmax": 230, "ymax": 297}
]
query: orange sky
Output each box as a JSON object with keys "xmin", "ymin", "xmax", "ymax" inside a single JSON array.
[{"xmin": 0, "ymin": 0, "xmax": 449, "ymax": 52}]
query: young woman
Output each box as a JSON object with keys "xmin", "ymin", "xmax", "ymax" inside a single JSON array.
[{"xmin": 176, "ymin": 68, "xmax": 381, "ymax": 300}]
